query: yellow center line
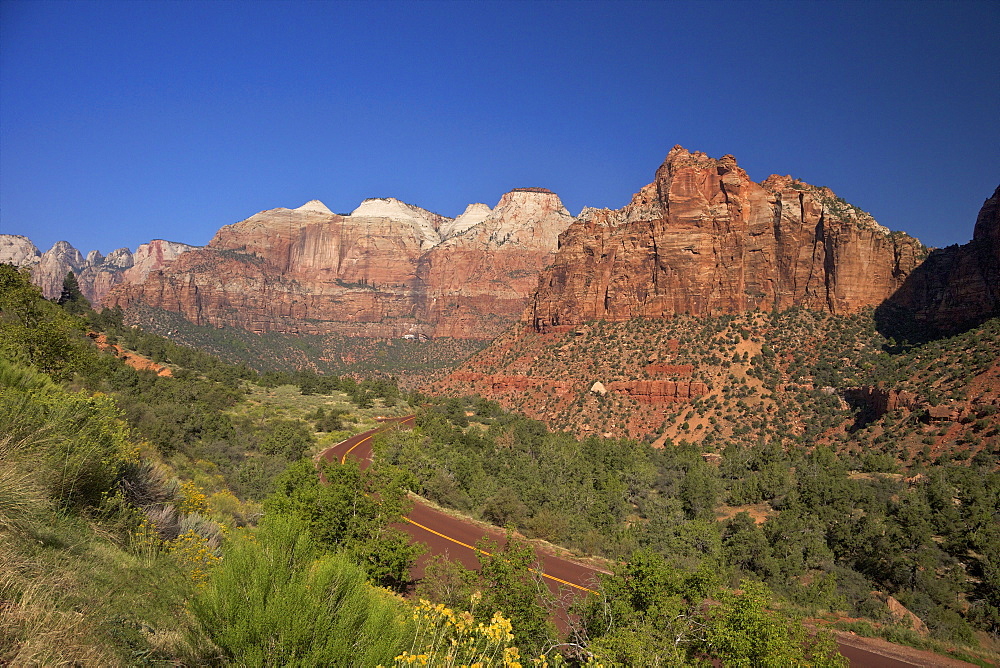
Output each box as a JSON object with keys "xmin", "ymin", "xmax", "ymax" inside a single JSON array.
[
  {"xmin": 402, "ymin": 516, "xmax": 599, "ymax": 596},
  {"xmin": 334, "ymin": 415, "xmax": 600, "ymax": 596},
  {"xmin": 340, "ymin": 416, "xmax": 415, "ymax": 464},
  {"xmin": 341, "ymin": 433, "xmax": 373, "ymax": 464}
]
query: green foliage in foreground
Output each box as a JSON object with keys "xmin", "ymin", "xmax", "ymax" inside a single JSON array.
[
  {"xmin": 381, "ymin": 396, "xmax": 1000, "ymax": 658},
  {"xmin": 0, "ymin": 355, "xmax": 136, "ymax": 515},
  {"xmin": 265, "ymin": 459, "xmax": 423, "ymax": 592},
  {"xmin": 580, "ymin": 550, "xmax": 846, "ymax": 667},
  {"xmin": 192, "ymin": 514, "xmax": 412, "ymax": 666}
]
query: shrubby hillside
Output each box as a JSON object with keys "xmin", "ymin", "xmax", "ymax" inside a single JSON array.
[{"xmin": 2, "ymin": 264, "xmax": 995, "ymax": 666}]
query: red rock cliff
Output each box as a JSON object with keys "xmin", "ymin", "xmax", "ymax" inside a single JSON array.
[
  {"xmin": 530, "ymin": 146, "xmax": 925, "ymax": 330},
  {"xmin": 106, "ymin": 193, "xmax": 573, "ymax": 339},
  {"xmin": 878, "ymin": 184, "xmax": 1000, "ymax": 334}
]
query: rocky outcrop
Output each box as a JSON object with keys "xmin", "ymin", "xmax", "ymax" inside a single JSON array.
[
  {"xmin": 107, "ymin": 191, "xmax": 574, "ymax": 340},
  {"xmin": 440, "ymin": 203, "xmax": 492, "ymax": 240},
  {"xmin": 608, "ymin": 379, "xmax": 709, "ymax": 403},
  {"xmin": 0, "ymin": 234, "xmax": 195, "ymax": 304},
  {"xmin": 124, "ymin": 240, "xmax": 195, "ymax": 284},
  {"xmin": 415, "ymin": 189, "xmax": 575, "ymax": 338},
  {"xmin": 35, "ymin": 241, "xmax": 86, "ymax": 300},
  {"xmin": 530, "ymin": 146, "xmax": 926, "ymax": 331},
  {"xmin": 0, "ymin": 235, "xmax": 43, "ymax": 268},
  {"xmin": 878, "ymin": 185, "xmax": 1000, "ymax": 336},
  {"xmin": 843, "ymin": 386, "xmax": 920, "ymax": 425}
]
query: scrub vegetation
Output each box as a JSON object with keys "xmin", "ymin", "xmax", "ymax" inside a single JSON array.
[
  {"xmin": 376, "ymin": 394, "xmax": 1000, "ymax": 664},
  {"xmin": 1, "ymin": 263, "xmax": 996, "ymax": 666}
]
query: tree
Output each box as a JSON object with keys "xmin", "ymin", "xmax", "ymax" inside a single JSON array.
[
  {"xmin": 264, "ymin": 459, "xmax": 422, "ymax": 591},
  {"xmin": 56, "ymin": 271, "xmax": 89, "ymax": 315},
  {"xmin": 474, "ymin": 535, "xmax": 557, "ymax": 654},
  {"xmin": 702, "ymin": 580, "xmax": 845, "ymax": 667},
  {"xmin": 0, "ymin": 265, "xmax": 88, "ymax": 380},
  {"xmin": 259, "ymin": 418, "xmax": 315, "ymax": 460}
]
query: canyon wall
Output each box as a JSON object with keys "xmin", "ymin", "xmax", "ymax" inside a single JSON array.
[
  {"xmin": 878, "ymin": 184, "xmax": 1000, "ymax": 335},
  {"xmin": 530, "ymin": 146, "xmax": 926, "ymax": 331},
  {"xmin": 105, "ymin": 192, "xmax": 574, "ymax": 339}
]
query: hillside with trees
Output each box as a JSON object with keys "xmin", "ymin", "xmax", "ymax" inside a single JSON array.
[{"xmin": 0, "ymin": 265, "xmax": 866, "ymax": 665}]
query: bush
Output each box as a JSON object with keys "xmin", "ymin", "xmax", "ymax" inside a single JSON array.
[
  {"xmin": 191, "ymin": 514, "xmax": 412, "ymax": 665},
  {"xmin": 0, "ymin": 365, "xmax": 136, "ymax": 509}
]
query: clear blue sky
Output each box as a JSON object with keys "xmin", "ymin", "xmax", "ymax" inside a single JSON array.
[{"xmin": 2, "ymin": 0, "xmax": 997, "ymax": 255}]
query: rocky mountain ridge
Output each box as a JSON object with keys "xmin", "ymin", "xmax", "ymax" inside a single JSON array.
[
  {"xmin": 436, "ymin": 173, "xmax": 999, "ymax": 445},
  {"xmin": 0, "ymin": 235, "xmax": 195, "ymax": 304},
  {"xmin": 8, "ymin": 146, "xmax": 997, "ymax": 357},
  {"xmin": 530, "ymin": 146, "xmax": 928, "ymax": 331},
  {"xmin": 103, "ymin": 188, "xmax": 575, "ymax": 339}
]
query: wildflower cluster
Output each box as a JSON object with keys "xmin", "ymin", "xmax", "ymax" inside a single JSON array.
[
  {"xmin": 392, "ymin": 596, "xmax": 521, "ymax": 667},
  {"xmin": 129, "ymin": 515, "xmax": 162, "ymax": 564},
  {"xmin": 177, "ymin": 480, "xmax": 209, "ymax": 515},
  {"xmin": 168, "ymin": 529, "xmax": 221, "ymax": 584}
]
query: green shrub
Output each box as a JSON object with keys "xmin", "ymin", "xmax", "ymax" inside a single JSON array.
[{"xmin": 191, "ymin": 514, "xmax": 412, "ymax": 666}]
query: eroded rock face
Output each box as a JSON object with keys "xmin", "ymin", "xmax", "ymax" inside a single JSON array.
[
  {"xmin": 879, "ymin": 185, "xmax": 1000, "ymax": 335},
  {"xmin": 107, "ymin": 191, "xmax": 575, "ymax": 339},
  {"xmin": 416, "ymin": 189, "xmax": 575, "ymax": 338},
  {"xmin": 0, "ymin": 235, "xmax": 42, "ymax": 268},
  {"xmin": 608, "ymin": 379, "xmax": 709, "ymax": 403},
  {"xmin": 0, "ymin": 234, "xmax": 195, "ymax": 304},
  {"xmin": 530, "ymin": 146, "xmax": 926, "ymax": 330}
]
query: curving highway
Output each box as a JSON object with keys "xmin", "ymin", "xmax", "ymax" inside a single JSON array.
[
  {"xmin": 319, "ymin": 416, "xmax": 605, "ymax": 600},
  {"xmin": 319, "ymin": 417, "xmax": 976, "ymax": 668}
]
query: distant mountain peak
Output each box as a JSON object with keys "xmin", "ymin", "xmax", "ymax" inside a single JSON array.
[{"xmin": 294, "ymin": 200, "xmax": 334, "ymax": 215}]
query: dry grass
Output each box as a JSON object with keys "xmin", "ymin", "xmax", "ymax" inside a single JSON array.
[{"xmin": 0, "ymin": 546, "xmax": 117, "ymax": 666}]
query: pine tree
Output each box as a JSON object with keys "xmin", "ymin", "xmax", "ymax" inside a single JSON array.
[{"xmin": 57, "ymin": 271, "xmax": 89, "ymax": 314}]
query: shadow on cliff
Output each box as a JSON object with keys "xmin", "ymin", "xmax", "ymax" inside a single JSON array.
[
  {"xmin": 874, "ymin": 242, "xmax": 998, "ymax": 344},
  {"xmin": 875, "ymin": 184, "xmax": 1000, "ymax": 345}
]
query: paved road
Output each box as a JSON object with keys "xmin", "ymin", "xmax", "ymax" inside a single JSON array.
[
  {"xmin": 319, "ymin": 418, "xmax": 975, "ymax": 668},
  {"xmin": 320, "ymin": 416, "xmax": 605, "ymax": 601}
]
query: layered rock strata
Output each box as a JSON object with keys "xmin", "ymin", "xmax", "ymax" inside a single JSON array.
[
  {"xmin": 607, "ymin": 379, "xmax": 709, "ymax": 404},
  {"xmin": 106, "ymin": 192, "xmax": 575, "ymax": 339},
  {"xmin": 416, "ymin": 189, "xmax": 574, "ymax": 338},
  {"xmin": 530, "ymin": 146, "xmax": 926, "ymax": 330}
]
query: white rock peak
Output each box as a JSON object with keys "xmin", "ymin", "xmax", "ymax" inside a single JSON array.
[
  {"xmin": 0, "ymin": 234, "xmax": 42, "ymax": 266},
  {"xmin": 440, "ymin": 203, "xmax": 493, "ymax": 240},
  {"xmin": 350, "ymin": 197, "xmax": 431, "ymax": 221},
  {"xmin": 294, "ymin": 200, "xmax": 334, "ymax": 215},
  {"xmin": 350, "ymin": 198, "xmax": 447, "ymax": 248}
]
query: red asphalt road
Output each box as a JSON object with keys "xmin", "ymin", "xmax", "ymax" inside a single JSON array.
[
  {"xmin": 319, "ymin": 418, "xmax": 974, "ymax": 668},
  {"xmin": 319, "ymin": 416, "xmax": 605, "ymax": 602}
]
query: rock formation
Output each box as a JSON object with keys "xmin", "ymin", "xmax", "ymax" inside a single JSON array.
[
  {"xmin": 106, "ymin": 191, "xmax": 574, "ymax": 340},
  {"xmin": 415, "ymin": 189, "xmax": 575, "ymax": 338},
  {"xmin": 878, "ymin": 184, "xmax": 1000, "ymax": 336},
  {"xmin": 607, "ymin": 379, "xmax": 709, "ymax": 404},
  {"xmin": 0, "ymin": 235, "xmax": 42, "ymax": 268},
  {"xmin": 530, "ymin": 146, "xmax": 926, "ymax": 331},
  {"xmin": 0, "ymin": 234, "xmax": 196, "ymax": 304}
]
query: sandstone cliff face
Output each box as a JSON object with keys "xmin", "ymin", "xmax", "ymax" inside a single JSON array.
[
  {"xmin": 879, "ymin": 185, "xmax": 1000, "ymax": 335},
  {"xmin": 439, "ymin": 203, "xmax": 492, "ymax": 240},
  {"xmin": 124, "ymin": 240, "xmax": 196, "ymax": 284},
  {"xmin": 0, "ymin": 234, "xmax": 196, "ymax": 304},
  {"xmin": 110, "ymin": 200, "xmax": 433, "ymax": 336},
  {"xmin": 530, "ymin": 146, "xmax": 926, "ymax": 330},
  {"xmin": 416, "ymin": 189, "xmax": 575, "ymax": 338},
  {"xmin": 106, "ymin": 192, "xmax": 574, "ymax": 339}
]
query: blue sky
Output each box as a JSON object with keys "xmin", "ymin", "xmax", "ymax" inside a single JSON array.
[{"xmin": 2, "ymin": 0, "xmax": 997, "ymax": 255}]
